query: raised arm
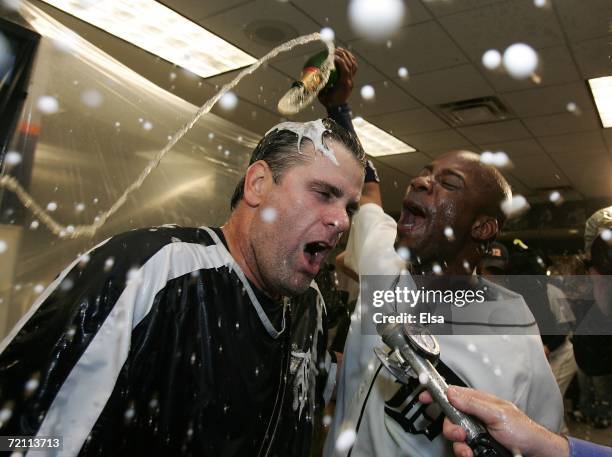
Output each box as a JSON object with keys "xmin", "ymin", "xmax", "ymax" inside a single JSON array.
[{"xmin": 320, "ymin": 47, "xmax": 382, "ymax": 208}]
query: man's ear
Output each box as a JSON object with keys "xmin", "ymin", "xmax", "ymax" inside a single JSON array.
[
  {"xmin": 243, "ymin": 160, "xmax": 272, "ymax": 208},
  {"xmin": 471, "ymin": 215, "xmax": 499, "ymax": 242}
]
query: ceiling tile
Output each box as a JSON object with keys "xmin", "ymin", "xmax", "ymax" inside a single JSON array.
[
  {"xmin": 400, "ymin": 64, "xmax": 494, "ymax": 105},
  {"xmin": 162, "ymin": 0, "xmax": 253, "ymax": 21},
  {"xmin": 478, "ymin": 138, "xmax": 545, "ymax": 156},
  {"xmin": 501, "ymin": 82, "xmax": 593, "ymax": 118},
  {"xmin": 290, "ymin": 0, "xmax": 432, "ymax": 42},
  {"xmin": 602, "ymin": 129, "xmax": 612, "ymax": 153},
  {"xmin": 423, "ymin": 148, "xmax": 477, "ymax": 158},
  {"xmin": 369, "ymin": 158, "xmax": 413, "ymax": 210},
  {"xmin": 283, "ymin": 103, "xmax": 328, "ymax": 122},
  {"xmin": 554, "ymin": 0, "xmax": 612, "ymax": 43},
  {"xmin": 458, "ymin": 120, "xmax": 532, "ymax": 143},
  {"xmin": 507, "ymin": 153, "xmax": 570, "ymax": 188},
  {"xmin": 571, "ymin": 36, "xmax": 612, "ymax": 79},
  {"xmin": 209, "ymin": 98, "xmax": 283, "ymax": 135},
  {"xmin": 500, "ymin": 172, "xmax": 533, "ymax": 196},
  {"xmin": 44, "ymin": 0, "xmax": 612, "ymax": 206},
  {"xmin": 554, "ymin": 151, "xmax": 612, "ymax": 198},
  {"xmin": 375, "ymin": 151, "xmax": 432, "ymax": 176},
  {"xmin": 422, "ymin": 0, "xmax": 506, "ymax": 17},
  {"xmin": 351, "ymin": 80, "xmax": 421, "ymax": 117},
  {"xmin": 400, "ymin": 129, "xmax": 474, "ymax": 151},
  {"xmin": 539, "ymin": 131, "xmax": 608, "ymax": 155},
  {"xmin": 482, "ymin": 45, "xmax": 581, "ymax": 92},
  {"xmin": 271, "ymin": 40, "xmax": 337, "ymax": 64},
  {"xmin": 523, "ymin": 111, "xmax": 600, "ymax": 137},
  {"xmin": 438, "ymin": 0, "xmax": 565, "ymax": 61},
  {"xmin": 367, "ymin": 108, "xmax": 448, "ymax": 136},
  {"xmin": 348, "ymin": 21, "xmax": 468, "ymax": 77},
  {"xmin": 201, "ymin": 0, "xmax": 321, "ymax": 58},
  {"xmin": 206, "ymin": 66, "xmax": 292, "ymax": 113},
  {"xmin": 271, "ymin": 49, "xmax": 385, "ymax": 87}
]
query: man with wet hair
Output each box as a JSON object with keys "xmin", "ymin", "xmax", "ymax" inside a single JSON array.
[
  {"xmin": 0, "ymin": 115, "xmax": 365, "ymax": 456},
  {"xmin": 322, "ymin": 52, "xmax": 562, "ymax": 457},
  {"xmin": 230, "ymin": 117, "xmax": 364, "ymax": 211}
]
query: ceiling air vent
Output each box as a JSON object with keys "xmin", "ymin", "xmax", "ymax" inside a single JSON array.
[
  {"xmin": 434, "ymin": 96, "xmax": 512, "ymax": 127},
  {"xmin": 245, "ymin": 20, "xmax": 299, "ymax": 46}
]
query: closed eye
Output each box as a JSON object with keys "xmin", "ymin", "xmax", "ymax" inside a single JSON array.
[
  {"xmin": 316, "ymin": 190, "xmax": 333, "ymax": 201},
  {"xmin": 438, "ymin": 174, "xmax": 463, "ymax": 190}
]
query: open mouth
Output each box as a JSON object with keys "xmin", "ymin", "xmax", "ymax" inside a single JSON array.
[
  {"xmin": 302, "ymin": 241, "xmax": 332, "ymax": 275},
  {"xmin": 399, "ymin": 202, "xmax": 429, "ymax": 233}
]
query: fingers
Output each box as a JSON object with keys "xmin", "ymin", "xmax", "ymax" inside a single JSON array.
[
  {"xmin": 418, "ymin": 390, "xmax": 433, "ymax": 404},
  {"xmin": 335, "ymin": 48, "xmax": 357, "ymax": 77},
  {"xmin": 343, "ymin": 48, "xmax": 358, "ymax": 75},
  {"xmin": 443, "ymin": 417, "xmax": 467, "ymax": 442},
  {"xmin": 334, "ymin": 54, "xmax": 351, "ymax": 81},
  {"xmin": 453, "ymin": 442, "xmax": 474, "ymax": 457},
  {"xmin": 420, "ymin": 387, "xmax": 503, "ymax": 433},
  {"xmin": 446, "ymin": 386, "xmax": 506, "ymax": 427}
]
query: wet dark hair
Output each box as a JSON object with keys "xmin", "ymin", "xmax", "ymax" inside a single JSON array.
[{"xmin": 230, "ymin": 117, "xmax": 366, "ymax": 210}]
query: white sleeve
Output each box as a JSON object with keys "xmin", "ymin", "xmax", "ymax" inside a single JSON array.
[
  {"xmin": 344, "ymin": 203, "xmax": 402, "ymax": 276},
  {"xmin": 520, "ymin": 336, "xmax": 564, "ymax": 432}
]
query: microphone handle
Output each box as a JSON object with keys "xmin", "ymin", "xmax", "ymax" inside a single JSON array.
[{"xmin": 394, "ymin": 341, "xmax": 513, "ymax": 457}]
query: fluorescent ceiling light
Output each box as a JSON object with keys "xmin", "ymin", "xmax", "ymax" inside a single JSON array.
[
  {"xmin": 588, "ymin": 76, "xmax": 612, "ymax": 128},
  {"xmin": 40, "ymin": 0, "xmax": 257, "ymax": 78},
  {"xmin": 352, "ymin": 117, "xmax": 417, "ymax": 157}
]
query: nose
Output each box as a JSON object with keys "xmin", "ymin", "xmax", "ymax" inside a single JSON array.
[
  {"xmin": 410, "ymin": 174, "xmax": 433, "ymax": 194},
  {"xmin": 324, "ymin": 206, "xmax": 350, "ymax": 234}
]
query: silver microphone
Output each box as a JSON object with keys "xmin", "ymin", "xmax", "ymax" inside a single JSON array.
[{"xmin": 376, "ymin": 323, "xmax": 512, "ymax": 457}]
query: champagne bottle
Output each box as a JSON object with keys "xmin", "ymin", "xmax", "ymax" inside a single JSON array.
[
  {"xmin": 277, "ymin": 49, "xmax": 336, "ymax": 115},
  {"xmin": 297, "ymin": 50, "xmax": 338, "ymax": 94}
]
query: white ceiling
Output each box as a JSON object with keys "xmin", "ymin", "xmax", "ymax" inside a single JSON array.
[{"xmin": 32, "ymin": 0, "xmax": 612, "ymax": 209}]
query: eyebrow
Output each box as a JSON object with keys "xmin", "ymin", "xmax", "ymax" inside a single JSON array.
[
  {"xmin": 312, "ymin": 179, "xmax": 360, "ymax": 212},
  {"xmin": 423, "ymin": 164, "xmax": 466, "ymax": 185},
  {"xmin": 312, "ymin": 179, "xmax": 343, "ymax": 198}
]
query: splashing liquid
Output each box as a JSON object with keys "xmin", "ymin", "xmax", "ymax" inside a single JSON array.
[
  {"xmin": 0, "ymin": 33, "xmax": 334, "ymax": 238},
  {"xmin": 277, "ymin": 48, "xmax": 336, "ymax": 116}
]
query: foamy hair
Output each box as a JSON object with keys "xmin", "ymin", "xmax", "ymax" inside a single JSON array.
[{"xmin": 265, "ymin": 119, "xmax": 339, "ymax": 166}]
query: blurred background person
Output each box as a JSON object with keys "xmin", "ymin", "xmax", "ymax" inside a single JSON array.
[
  {"xmin": 571, "ymin": 207, "xmax": 612, "ymax": 429},
  {"xmin": 479, "ymin": 240, "xmax": 577, "ymax": 432}
]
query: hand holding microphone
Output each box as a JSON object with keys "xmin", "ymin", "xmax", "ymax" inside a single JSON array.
[
  {"xmin": 418, "ymin": 386, "xmax": 570, "ymax": 457},
  {"xmin": 376, "ymin": 323, "xmax": 512, "ymax": 457}
]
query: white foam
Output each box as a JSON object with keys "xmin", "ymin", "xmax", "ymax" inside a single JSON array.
[{"xmin": 266, "ymin": 119, "xmax": 339, "ymax": 165}]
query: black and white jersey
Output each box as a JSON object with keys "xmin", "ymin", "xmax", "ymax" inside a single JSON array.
[{"xmin": 0, "ymin": 225, "xmax": 333, "ymax": 457}]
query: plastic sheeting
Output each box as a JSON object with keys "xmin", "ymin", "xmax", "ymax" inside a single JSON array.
[{"xmin": 0, "ymin": 1, "xmax": 261, "ymax": 337}]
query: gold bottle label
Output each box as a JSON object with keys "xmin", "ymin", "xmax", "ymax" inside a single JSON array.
[{"xmin": 300, "ymin": 66, "xmax": 324, "ymax": 94}]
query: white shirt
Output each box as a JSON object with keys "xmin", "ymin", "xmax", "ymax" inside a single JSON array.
[{"xmin": 324, "ymin": 204, "xmax": 563, "ymax": 457}]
